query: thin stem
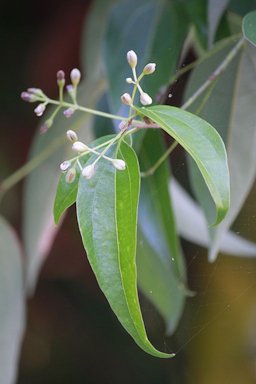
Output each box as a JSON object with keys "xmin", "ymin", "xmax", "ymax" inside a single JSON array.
[{"xmin": 141, "ymin": 141, "xmax": 178, "ymax": 177}]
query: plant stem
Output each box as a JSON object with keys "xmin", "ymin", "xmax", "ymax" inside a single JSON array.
[{"xmin": 141, "ymin": 141, "xmax": 178, "ymax": 177}]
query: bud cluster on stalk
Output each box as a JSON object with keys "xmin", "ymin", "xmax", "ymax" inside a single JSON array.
[{"xmin": 121, "ymin": 50, "xmax": 156, "ymax": 107}]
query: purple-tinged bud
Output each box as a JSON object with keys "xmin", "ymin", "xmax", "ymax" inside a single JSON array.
[
  {"xmin": 66, "ymin": 130, "xmax": 78, "ymax": 142},
  {"xmin": 127, "ymin": 50, "xmax": 137, "ymax": 68},
  {"xmin": 112, "ymin": 159, "xmax": 126, "ymax": 171},
  {"xmin": 126, "ymin": 77, "xmax": 134, "ymax": 84},
  {"xmin": 118, "ymin": 121, "xmax": 127, "ymax": 131},
  {"xmin": 66, "ymin": 84, "xmax": 74, "ymax": 96},
  {"xmin": 72, "ymin": 141, "xmax": 88, "ymax": 153},
  {"xmin": 63, "ymin": 107, "xmax": 75, "ymax": 118},
  {"xmin": 57, "ymin": 70, "xmax": 65, "ymax": 86},
  {"xmin": 20, "ymin": 91, "xmax": 37, "ymax": 103},
  {"xmin": 65, "ymin": 167, "xmax": 76, "ymax": 183},
  {"xmin": 34, "ymin": 103, "xmax": 46, "ymax": 117},
  {"xmin": 82, "ymin": 164, "xmax": 95, "ymax": 180},
  {"xmin": 140, "ymin": 92, "xmax": 152, "ymax": 106},
  {"xmin": 70, "ymin": 68, "xmax": 81, "ymax": 86},
  {"xmin": 121, "ymin": 93, "xmax": 132, "ymax": 106},
  {"xmin": 143, "ymin": 63, "xmax": 156, "ymax": 75},
  {"xmin": 40, "ymin": 119, "xmax": 53, "ymax": 134},
  {"xmin": 60, "ymin": 160, "xmax": 71, "ymax": 172},
  {"xmin": 27, "ymin": 88, "xmax": 44, "ymax": 97}
]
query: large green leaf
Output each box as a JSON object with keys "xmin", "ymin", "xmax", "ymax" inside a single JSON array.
[
  {"xmin": 77, "ymin": 140, "xmax": 173, "ymax": 358},
  {"xmin": 137, "ymin": 130, "xmax": 187, "ymax": 334},
  {"xmin": 242, "ymin": 10, "xmax": 256, "ymax": 47},
  {"xmin": 0, "ymin": 216, "xmax": 25, "ymax": 384},
  {"xmin": 184, "ymin": 39, "xmax": 256, "ymax": 261},
  {"xmin": 103, "ymin": 0, "xmax": 189, "ymax": 111},
  {"xmin": 135, "ymin": 105, "xmax": 230, "ymax": 225},
  {"xmin": 22, "ymin": 0, "xmax": 113, "ymax": 293}
]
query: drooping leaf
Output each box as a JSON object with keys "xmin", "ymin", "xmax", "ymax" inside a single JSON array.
[
  {"xmin": 242, "ymin": 10, "xmax": 256, "ymax": 47},
  {"xmin": 23, "ymin": 0, "xmax": 114, "ymax": 293},
  {"xmin": 184, "ymin": 38, "xmax": 256, "ymax": 261},
  {"xmin": 53, "ymin": 135, "xmax": 115, "ymax": 224},
  {"xmin": 77, "ymin": 140, "xmax": 173, "ymax": 358},
  {"xmin": 137, "ymin": 130, "xmax": 187, "ymax": 334},
  {"xmin": 170, "ymin": 178, "xmax": 256, "ymax": 257},
  {"xmin": 208, "ymin": 0, "xmax": 230, "ymax": 47},
  {"xmin": 0, "ymin": 216, "xmax": 25, "ymax": 384},
  {"xmin": 103, "ymin": 0, "xmax": 189, "ymax": 112},
  {"xmin": 135, "ymin": 105, "xmax": 230, "ymax": 225}
]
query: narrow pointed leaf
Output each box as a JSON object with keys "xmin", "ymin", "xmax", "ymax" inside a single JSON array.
[
  {"xmin": 242, "ymin": 10, "xmax": 256, "ymax": 47},
  {"xmin": 77, "ymin": 141, "xmax": 173, "ymax": 358},
  {"xmin": 135, "ymin": 105, "xmax": 230, "ymax": 225},
  {"xmin": 184, "ymin": 39, "xmax": 256, "ymax": 261},
  {"xmin": 0, "ymin": 217, "xmax": 25, "ymax": 384},
  {"xmin": 208, "ymin": 0, "xmax": 230, "ymax": 47},
  {"xmin": 137, "ymin": 130, "xmax": 187, "ymax": 334}
]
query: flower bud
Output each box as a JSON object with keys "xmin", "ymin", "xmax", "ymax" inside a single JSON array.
[
  {"xmin": 140, "ymin": 92, "xmax": 152, "ymax": 106},
  {"xmin": 127, "ymin": 50, "xmax": 137, "ymax": 68},
  {"xmin": 82, "ymin": 164, "xmax": 95, "ymax": 180},
  {"xmin": 72, "ymin": 141, "xmax": 88, "ymax": 153},
  {"xmin": 126, "ymin": 77, "xmax": 134, "ymax": 84},
  {"xmin": 57, "ymin": 70, "xmax": 65, "ymax": 86},
  {"xmin": 34, "ymin": 103, "xmax": 46, "ymax": 117},
  {"xmin": 20, "ymin": 91, "xmax": 37, "ymax": 102},
  {"xmin": 60, "ymin": 160, "xmax": 71, "ymax": 172},
  {"xmin": 40, "ymin": 119, "xmax": 53, "ymax": 134},
  {"xmin": 118, "ymin": 121, "xmax": 127, "ymax": 131},
  {"xmin": 66, "ymin": 130, "xmax": 78, "ymax": 142},
  {"xmin": 27, "ymin": 88, "xmax": 44, "ymax": 97},
  {"xmin": 121, "ymin": 93, "xmax": 132, "ymax": 106},
  {"xmin": 112, "ymin": 159, "xmax": 126, "ymax": 171},
  {"xmin": 63, "ymin": 107, "xmax": 75, "ymax": 118},
  {"xmin": 143, "ymin": 63, "xmax": 156, "ymax": 75},
  {"xmin": 66, "ymin": 84, "xmax": 74, "ymax": 95},
  {"xmin": 65, "ymin": 167, "xmax": 76, "ymax": 183},
  {"xmin": 70, "ymin": 68, "xmax": 81, "ymax": 86}
]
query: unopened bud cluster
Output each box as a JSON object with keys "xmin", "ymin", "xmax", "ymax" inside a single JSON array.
[
  {"xmin": 59, "ymin": 130, "xmax": 126, "ymax": 183},
  {"xmin": 121, "ymin": 50, "xmax": 156, "ymax": 107}
]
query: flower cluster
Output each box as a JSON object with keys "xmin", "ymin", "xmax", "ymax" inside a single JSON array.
[
  {"xmin": 59, "ymin": 130, "xmax": 126, "ymax": 183},
  {"xmin": 120, "ymin": 50, "xmax": 156, "ymax": 107}
]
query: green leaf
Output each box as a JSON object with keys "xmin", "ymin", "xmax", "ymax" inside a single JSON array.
[
  {"xmin": 137, "ymin": 130, "xmax": 187, "ymax": 334},
  {"xmin": 208, "ymin": 0, "xmax": 230, "ymax": 47},
  {"xmin": 242, "ymin": 10, "xmax": 256, "ymax": 47},
  {"xmin": 104, "ymin": 0, "xmax": 189, "ymax": 111},
  {"xmin": 184, "ymin": 39, "xmax": 256, "ymax": 261},
  {"xmin": 135, "ymin": 105, "xmax": 230, "ymax": 225},
  {"xmin": 23, "ymin": 0, "xmax": 113, "ymax": 293},
  {"xmin": 77, "ymin": 140, "xmax": 173, "ymax": 358},
  {"xmin": 53, "ymin": 135, "xmax": 115, "ymax": 224},
  {"xmin": 0, "ymin": 216, "xmax": 25, "ymax": 384}
]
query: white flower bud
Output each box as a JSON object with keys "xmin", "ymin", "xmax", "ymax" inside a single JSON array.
[
  {"xmin": 34, "ymin": 103, "xmax": 46, "ymax": 117},
  {"xmin": 70, "ymin": 68, "xmax": 81, "ymax": 86},
  {"xmin": 118, "ymin": 121, "xmax": 127, "ymax": 131},
  {"xmin": 121, "ymin": 93, "xmax": 132, "ymax": 106},
  {"xmin": 82, "ymin": 164, "xmax": 95, "ymax": 180},
  {"xmin": 65, "ymin": 167, "xmax": 76, "ymax": 183},
  {"xmin": 57, "ymin": 70, "xmax": 65, "ymax": 87},
  {"xmin": 112, "ymin": 159, "xmax": 126, "ymax": 171},
  {"xmin": 27, "ymin": 88, "xmax": 44, "ymax": 97},
  {"xmin": 140, "ymin": 92, "xmax": 152, "ymax": 106},
  {"xmin": 66, "ymin": 84, "xmax": 74, "ymax": 96},
  {"xmin": 60, "ymin": 160, "xmax": 71, "ymax": 172},
  {"xmin": 127, "ymin": 50, "xmax": 137, "ymax": 68},
  {"xmin": 66, "ymin": 130, "xmax": 78, "ymax": 142},
  {"xmin": 143, "ymin": 63, "xmax": 156, "ymax": 75},
  {"xmin": 20, "ymin": 91, "xmax": 37, "ymax": 102},
  {"xmin": 126, "ymin": 77, "xmax": 134, "ymax": 84},
  {"xmin": 63, "ymin": 107, "xmax": 75, "ymax": 118},
  {"xmin": 40, "ymin": 119, "xmax": 53, "ymax": 134},
  {"xmin": 72, "ymin": 141, "xmax": 88, "ymax": 153}
]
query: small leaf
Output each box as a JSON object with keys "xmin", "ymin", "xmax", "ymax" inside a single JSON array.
[
  {"xmin": 0, "ymin": 216, "xmax": 25, "ymax": 384},
  {"xmin": 77, "ymin": 140, "xmax": 173, "ymax": 358},
  {"xmin": 135, "ymin": 105, "xmax": 230, "ymax": 225},
  {"xmin": 208, "ymin": 0, "xmax": 230, "ymax": 47},
  {"xmin": 242, "ymin": 10, "xmax": 256, "ymax": 46}
]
